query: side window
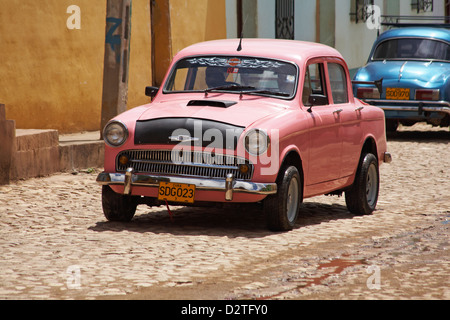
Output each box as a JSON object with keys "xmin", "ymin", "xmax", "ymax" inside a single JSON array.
[
  {"xmin": 302, "ymin": 63, "xmax": 327, "ymax": 106},
  {"xmin": 328, "ymin": 63, "xmax": 349, "ymax": 104}
]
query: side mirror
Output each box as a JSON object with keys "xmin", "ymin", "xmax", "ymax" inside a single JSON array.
[
  {"xmin": 145, "ymin": 86, "xmax": 159, "ymax": 98},
  {"xmin": 308, "ymin": 94, "xmax": 328, "ymax": 106},
  {"xmin": 306, "ymin": 94, "xmax": 328, "ymax": 113}
]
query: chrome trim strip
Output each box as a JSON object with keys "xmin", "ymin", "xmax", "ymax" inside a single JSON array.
[
  {"xmin": 398, "ymin": 61, "xmax": 407, "ymax": 81},
  {"xmin": 97, "ymin": 171, "xmax": 277, "ymax": 201},
  {"xmin": 132, "ymin": 159, "xmax": 240, "ymax": 171}
]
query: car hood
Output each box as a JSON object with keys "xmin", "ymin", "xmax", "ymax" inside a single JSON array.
[
  {"xmin": 137, "ymin": 96, "xmax": 289, "ymax": 128},
  {"xmin": 355, "ymin": 60, "xmax": 450, "ymax": 84}
]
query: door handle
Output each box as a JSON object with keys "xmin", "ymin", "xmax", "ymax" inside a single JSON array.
[
  {"xmin": 355, "ymin": 106, "xmax": 364, "ymax": 112},
  {"xmin": 333, "ymin": 109, "xmax": 343, "ymax": 114}
]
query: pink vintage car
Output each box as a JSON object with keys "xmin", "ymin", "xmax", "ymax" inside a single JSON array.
[{"xmin": 97, "ymin": 39, "xmax": 392, "ymax": 231}]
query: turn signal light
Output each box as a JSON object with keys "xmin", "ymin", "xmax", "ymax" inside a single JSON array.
[
  {"xmin": 415, "ymin": 89, "xmax": 439, "ymax": 101},
  {"xmin": 118, "ymin": 154, "xmax": 130, "ymax": 166},
  {"xmin": 356, "ymin": 88, "xmax": 380, "ymax": 99},
  {"xmin": 239, "ymin": 164, "xmax": 250, "ymax": 175}
]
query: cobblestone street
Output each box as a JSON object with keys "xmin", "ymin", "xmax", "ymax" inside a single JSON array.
[{"xmin": 0, "ymin": 124, "xmax": 448, "ymax": 300}]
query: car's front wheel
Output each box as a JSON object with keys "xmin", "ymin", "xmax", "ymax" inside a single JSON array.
[
  {"xmin": 102, "ymin": 185, "xmax": 138, "ymax": 222},
  {"xmin": 264, "ymin": 166, "xmax": 302, "ymax": 231},
  {"xmin": 345, "ymin": 153, "xmax": 379, "ymax": 215}
]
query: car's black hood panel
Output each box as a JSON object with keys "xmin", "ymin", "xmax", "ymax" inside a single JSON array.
[{"xmin": 134, "ymin": 117, "xmax": 245, "ymax": 150}]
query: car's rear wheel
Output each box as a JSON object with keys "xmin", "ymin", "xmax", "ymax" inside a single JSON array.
[
  {"xmin": 345, "ymin": 153, "xmax": 379, "ymax": 215},
  {"xmin": 102, "ymin": 185, "xmax": 138, "ymax": 222},
  {"xmin": 264, "ymin": 166, "xmax": 302, "ymax": 231}
]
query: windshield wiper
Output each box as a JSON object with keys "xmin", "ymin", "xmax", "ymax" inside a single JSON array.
[
  {"xmin": 204, "ymin": 85, "xmax": 290, "ymax": 98},
  {"xmin": 204, "ymin": 84, "xmax": 256, "ymax": 96},
  {"xmin": 244, "ymin": 89, "xmax": 291, "ymax": 97}
]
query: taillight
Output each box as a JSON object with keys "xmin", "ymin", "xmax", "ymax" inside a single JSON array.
[
  {"xmin": 357, "ymin": 87, "xmax": 380, "ymax": 99},
  {"xmin": 415, "ymin": 89, "xmax": 440, "ymax": 101}
]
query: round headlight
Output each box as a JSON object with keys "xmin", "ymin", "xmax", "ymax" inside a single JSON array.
[
  {"xmin": 244, "ymin": 129, "xmax": 269, "ymax": 155},
  {"xmin": 103, "ymin": 121, "xmax": 128, "ymax": 147}
]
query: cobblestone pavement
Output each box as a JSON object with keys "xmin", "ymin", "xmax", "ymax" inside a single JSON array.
[{"xmin": 0, "ymin": 124, "xmax": 448, "ymax": 300}]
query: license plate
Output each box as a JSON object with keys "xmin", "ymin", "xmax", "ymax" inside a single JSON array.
[
  {"xmin": 158, "ymin": 182, "xmax": 195, "ymax": 203},
  {"xmin": 386, "ymin": 88, "xmax": 410, "ymax": 100}
]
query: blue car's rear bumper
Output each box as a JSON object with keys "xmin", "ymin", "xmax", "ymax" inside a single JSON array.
[{"xmin": 361, "ymin": 99, "xmax": 450, "ymax": 120}]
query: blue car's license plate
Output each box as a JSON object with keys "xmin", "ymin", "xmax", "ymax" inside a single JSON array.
[{"xmin": 386, "ymin": 88, "xmax": 410, "ymax": 100}]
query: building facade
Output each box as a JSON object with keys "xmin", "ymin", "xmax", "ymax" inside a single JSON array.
[
  {"xmin": 225, "ymin": 0, "xmax": 448, "ymax": 74},
  {"xmin": 1, "ymin": 0, "xmax": 448, "ymax": 133}
]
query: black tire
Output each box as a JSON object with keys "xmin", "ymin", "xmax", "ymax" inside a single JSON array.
[
  {"xmin": 345, "ymin": 153, "xmax": 379, "ymax": 215},
  {"xmin": 264, "ymin": 166, "xmax": 302, "ymax": 231},
  {"xmin": 102, "ymin": 185, "xmax": 138, "ymax": 222}
]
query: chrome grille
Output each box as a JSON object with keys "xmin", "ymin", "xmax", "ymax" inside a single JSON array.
[{"xmin": 116, "ymin": 150, "xmax": 253, "ymax": 180}]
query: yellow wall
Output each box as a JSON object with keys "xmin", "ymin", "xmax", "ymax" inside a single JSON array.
[
  {"xmin": 152, "ymin": 0, "xmax": 227, "ymax": 86},
  {"xmin": 169, "ymin": 0, "xmax": 227, "ymax": 56},
  {"xmin": 0, "ymin": 0, "xmax": 225, "ymax": 133},
  {"xmin": 0, "ymin": 0, "xmax": 105, "ymax": 133}
]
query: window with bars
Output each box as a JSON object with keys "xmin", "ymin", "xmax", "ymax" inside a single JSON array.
[
  {"xmin": 350, "ymin": 0, "xmax": 375, "ymax": 23},
  {"xmin": 276, "ymin": 0, "xmax": 295, "ymax": 40},
  {"xmin": 411, "ymin": 0, "xmax": 433, "ymax": 13}
]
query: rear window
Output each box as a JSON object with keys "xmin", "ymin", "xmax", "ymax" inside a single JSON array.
[{"xmin": 372, "ymin": 38, "xmax": 450, "ymax": 61}]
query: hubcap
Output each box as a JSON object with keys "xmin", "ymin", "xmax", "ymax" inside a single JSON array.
[
  {"xmin": 286, "ymin": 177, "xmax": 299, "ymax": 222},
  {"xmin": 366, "ymin": 163, "xmax": 378, "ymax": 207}
]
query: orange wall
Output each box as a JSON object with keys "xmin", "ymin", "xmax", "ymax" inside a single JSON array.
[
  {"xmin": 170, "ymin": 0, "xmax": 227, "ymax": 56},
  {"xmin": 0, "ymin": 0, "xmax": 225, "ymax": 133},
  {"xmin": 0, "ymin": 0, "xmax": 106, "ymax": 133}
]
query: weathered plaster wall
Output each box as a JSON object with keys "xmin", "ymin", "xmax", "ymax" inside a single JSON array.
[
  {"xmin": 169, "ymin": 0, "xmax": 227, "ymax": 57},
  {"xmin": 0, "ymin": 0, "xmax": 151, "ymax": 133},
  {"xmin": 0, "ymin": 0, "xmax": 225, "ymax": 133}
]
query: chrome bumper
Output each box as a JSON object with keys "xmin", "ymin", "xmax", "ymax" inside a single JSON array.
[
  {"xmin": 96, "ymin": 168, "xmax": 277, "ymax": 201},
  {"xmin": 363, "ymin": 99, "xmax": 450, "ymax": 115},
  {"xmin": 384, "ymin": 152, "xmax": 392, "ymax": 164}
]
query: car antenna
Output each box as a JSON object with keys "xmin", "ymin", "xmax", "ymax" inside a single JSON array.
[
  {"xmin": 237, "ymin": 15, "xmax": 248, "ymax": 52},
  {"xmin": 237, "ymin": 31, "xmax": 244, "ymax": 51}
]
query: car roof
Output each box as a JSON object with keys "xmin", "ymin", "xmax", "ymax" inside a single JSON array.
[
  {"xmin": 173, "ymin": 39, "xmax": 344, "ymax": 66},
  {"xmin": 376, "ymin": 27, "xmax": 450, "ymax": 43}
]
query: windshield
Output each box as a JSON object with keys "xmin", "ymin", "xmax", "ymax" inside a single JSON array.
[
  {"xmin": 164, "ymin": 56, "xmax": 298, "ymax": 99},
  {"xmin": 372, "ymin": 38, "xmax": 450, "ymax": 62}
]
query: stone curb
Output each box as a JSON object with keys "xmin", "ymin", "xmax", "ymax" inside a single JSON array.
[{"xmin": 6, "ymin": 129, "xmax": 104, "ymax": 182}]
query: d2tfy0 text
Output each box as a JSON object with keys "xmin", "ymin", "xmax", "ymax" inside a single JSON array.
[{"xmin": 181, "ymin": 303, "xmax": 268, "ymax": 317}]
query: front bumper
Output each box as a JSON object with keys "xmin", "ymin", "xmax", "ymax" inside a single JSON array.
[
  {"xmin": 96, "ymin": 168, "xmax": 277, "ymax": 201},
  {"xmin": 383, "ymin": 152, "xmax": 392, "ymax": 164}
]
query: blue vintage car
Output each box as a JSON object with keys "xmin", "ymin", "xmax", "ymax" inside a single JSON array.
[{"xmin": 353, "ymin": 27, "xmax": 450, "ymax": 132}]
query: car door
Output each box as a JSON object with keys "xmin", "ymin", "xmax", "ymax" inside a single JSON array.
[
  {"xmin": 326, "ymin": 61, "xmax": 363, "ymax": 179},
  {"xmin": 303, "ymin": 61, "xmax": 342, "ymax": 186}
]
